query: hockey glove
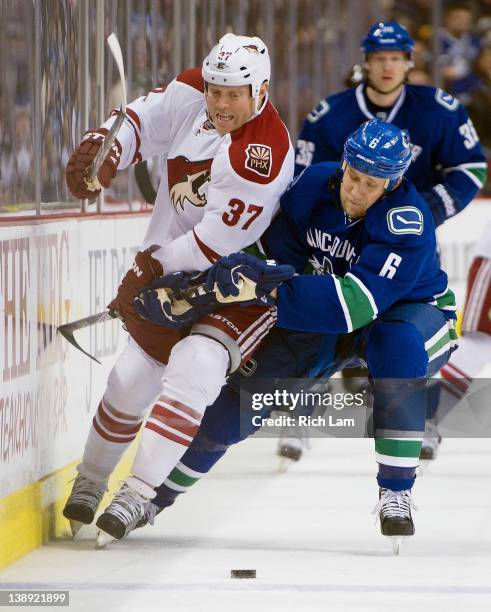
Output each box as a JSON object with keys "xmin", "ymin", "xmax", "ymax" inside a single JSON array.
[
  {"xmin": 109, "ymin": 246, "xmax": 163, "ymax": 315},
  {"xmin": 66, "ymin": 128, "xmax": 121, "ymax": 201},
  {"xmin": 206, "ymin": 252, "xmax": 295, "ymax": 307},
  {"xmin": 420, "ymin": 186, "xmax": 456, "ymax": 228},
  {"xmin": 134, "ymin": 271, "xmax": 215, "ymax": 329}
]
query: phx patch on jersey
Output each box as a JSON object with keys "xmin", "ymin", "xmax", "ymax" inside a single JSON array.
[
  {"xmin": 245, "ymin": 144, "xmax": 272, "ymax": 177},
  {"xmin": 167, "ymin": 156, "xmax": 213, "ymax": 212}
]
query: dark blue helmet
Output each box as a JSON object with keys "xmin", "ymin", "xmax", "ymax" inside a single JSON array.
[
  {"xmin": 361, "ymin": 21, "xmax": 415, "ymax": 58},
  {"xmin": 343, "ymin": 119, "xmax": 412, "ymax": 191}
]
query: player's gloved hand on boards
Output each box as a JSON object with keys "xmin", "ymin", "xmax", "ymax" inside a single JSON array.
[
  {"xmin": 108, "ymin": 246, "xmax": 163, "ymax": 314},
  {"xmin": 205, "ymin": 252, "xmax": 295, "ymax": 307},
  {"xmin": 134, "ymin": 271, "xmax": 215, "ymax": 329},
  {"xmin": 66, "ymin": 128, "xmax": 121, "ymax": 201}
]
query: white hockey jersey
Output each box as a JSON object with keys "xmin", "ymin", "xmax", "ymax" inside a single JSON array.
[
  {"xmin": 103, "ymin": 67, "xmax": 294, "ymax": 273},
  {"xmin": 474, "ymin": 220, "xmax": 491, "ymax": 259}
]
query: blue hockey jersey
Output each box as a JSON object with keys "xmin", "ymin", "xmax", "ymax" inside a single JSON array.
[
  {"xmin": 263, "ymin": 162, "xmax": 457, "ymax": 334},
  {"xmin": 294, "ymin": 84, "xmax": 487, "ymax": 226}
]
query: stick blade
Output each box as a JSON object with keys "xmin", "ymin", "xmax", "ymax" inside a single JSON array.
[{"xmin": 57, "ymin": 325, "xmax": 102, "ymax": 365}]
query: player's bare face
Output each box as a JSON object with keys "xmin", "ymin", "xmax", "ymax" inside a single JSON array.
[
  {"xmin": 340, "ymin": 165, "xmax": 386, "ymax": 219},
  {"xmin": 205, "ymin": 84, "xmax": 256, "ymax": 135},
  {"xmin": 366, "ymin": 51, "xmax": 409, "ymax": 94}
]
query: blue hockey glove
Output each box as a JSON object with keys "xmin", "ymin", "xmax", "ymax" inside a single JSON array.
[
  {"xmin": 134, "ymin": 271, "xmax": 215, "ymax": 328},
  {"xmin": 205, "ymin": 252, "xmax": 295, "ymax": 307},
  {"xmin": 420, "ymin": 186, "xmax": 456, "ymax": 228}
]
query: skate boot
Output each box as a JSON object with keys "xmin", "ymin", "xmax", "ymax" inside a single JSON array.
[
  {"xmin": 276, "ymin": 420, "xmax": 310, "ymax": 471},
  {"xmin": 277, "ymin": 435, "xmax": 304, "ymax": 462},
  {"xmin": 63, "ymin": 473, "xmax": 107, "ymax": 537},
  {"xmin": 95, "ymin": 476, "xmax": 155, "ymax": 547},
  {"xmin": 373, "ymin": 488, "xmax": 416, "ymax": 555},
  {"xmin": 420, "ymin": 418, "xmax": 442, "ymax": 460},
  {"xmin": 135, "ymin": 501, "xmax": 163, "ymax": 529}
]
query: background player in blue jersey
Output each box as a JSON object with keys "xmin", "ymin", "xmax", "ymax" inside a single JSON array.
[
  {"xmin": 294, "ymin": 21, "xmax": 487, "ymax": 227},
  {"xmin": 293, "ymin": 20, "xmax": 487, "ymax": 461},
  {"xmin": 137, "ymin": 120, "xmax": 458, "ymax": 549}
]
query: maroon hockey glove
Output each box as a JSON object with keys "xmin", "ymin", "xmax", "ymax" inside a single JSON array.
[
  {"xmin": 109, "ymin": 247, "xmax": 164, "ymax": 316},
  {"xmin": 66, "ymin": 128, "xmax": 121, "ymax": 201}
]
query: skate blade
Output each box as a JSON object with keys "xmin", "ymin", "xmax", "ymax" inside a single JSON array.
[
  {"xmin": 69, "ymin": 520, "xmax": 85, "ymax": 539},
  {"xmin": 95, "ymin": 530, "xmax": 115, "ymax": 549},
  {"xmin": 276, "ymin": 457, "xmax": 292, "ymax": 473},
  {"xmin": 390, "ymin": 536, "xmax": 408, "ymax": 556},
  {"xmin": 417, "ymin": 460, "xmax": 432, "ymax": 477}
]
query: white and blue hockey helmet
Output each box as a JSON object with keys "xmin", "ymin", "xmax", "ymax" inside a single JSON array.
[
  {"xmin": 342, "ymin": 119, "xmax": 412, "ymax": 191},
  {"xmin": 361, "ymin": 21, "xmax": 415, "ymax": 59},
  {"xmin": 202, "ymin": 33, "xmax": 270, "ymax": 113}
]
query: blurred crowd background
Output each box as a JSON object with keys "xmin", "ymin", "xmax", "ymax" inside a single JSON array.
[{"xmin": 1, "ymin": 0, "xmax": 490, "ymax": 215}]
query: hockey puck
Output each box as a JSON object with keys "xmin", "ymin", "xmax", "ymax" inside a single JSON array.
[{"xmin": 230, "ymin": 569, "xmax": 256, "ymax": 579}]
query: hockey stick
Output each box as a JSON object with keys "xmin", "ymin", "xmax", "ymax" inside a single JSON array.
[
  {"xmin": 135, "ymin": 161, "xmax": 157, "ymax": 204},
  {"xmin": 58, "ymin": 310, "xmax": 120, "ymax": 364},
  {"xmin": 58, "ymin": 278, "xmax": 212, "ymax": 364},
  {"xmin": 58, "ymin": 268, "xmax": 276, "ymax": 363},
  {"xmin": 85, "ymin": 33, "xmax": 128, "ymax": 189}
]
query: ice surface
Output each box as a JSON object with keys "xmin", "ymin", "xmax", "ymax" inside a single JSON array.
[{"xmin": 1, "ymin": 437, "xmax": 491, "ymax": 612}]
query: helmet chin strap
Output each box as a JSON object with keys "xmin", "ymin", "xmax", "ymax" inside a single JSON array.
[{"xmin": 252, "ymin": 89, "xmax": 269, "ymax": 118}]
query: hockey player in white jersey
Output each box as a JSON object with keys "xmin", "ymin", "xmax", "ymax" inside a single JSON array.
[
  {"xmin": 62, "ymin": 34, "xmax": 294, "ymax": 543},
  {"xmin": 424, "ymin": 222, "xmax": 491, "ymax": 455}
]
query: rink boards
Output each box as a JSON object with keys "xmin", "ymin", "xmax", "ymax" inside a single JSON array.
[
  {"xmin": 0, "ymin": 200, "xmax": 490, "ymax": 569},
  {"xmin": 0, "ymin": 212, "xmax": 149, "ymax": 568}
]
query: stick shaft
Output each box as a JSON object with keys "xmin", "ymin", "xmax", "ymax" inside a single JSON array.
[{"xmin": 85, "ymin": 33, "xmax": 127, "ymax": 187}]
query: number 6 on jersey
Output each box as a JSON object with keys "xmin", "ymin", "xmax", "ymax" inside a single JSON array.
[{"xmin": 380, "ymin": 252, "xmax": 402, "ymax": 279}]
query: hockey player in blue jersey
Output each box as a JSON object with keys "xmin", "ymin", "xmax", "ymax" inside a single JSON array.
[
  {"xmin": 136, "ymin": 120, "xmax": 458, "ymax": 548},
  {"xmin": 294, "ymin": 21, "xmax": 487, "ymax": 228},
  {"xmin": 293, "ymin": 20, "xmax": 487, "ymax": 461}
]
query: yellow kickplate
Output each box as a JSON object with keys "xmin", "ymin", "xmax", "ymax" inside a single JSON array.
[{"xmin": 0, "ymin": 446, "xmax": 136, "ymax": 569}]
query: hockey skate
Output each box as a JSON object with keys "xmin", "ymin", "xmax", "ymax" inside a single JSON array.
[
  {"xmin": 420, "ymin": 418, "xmax": 442, "ymax": 460},
  {"xmin": 276, "ymin": 420, "xmax": 310, "ymax": 471},
  {"xmin": 373, "ymin": 488, "xmax": 416, "ymax": 555},
  {"xmin": 63, "ymin": 474, "xmax": 108, "ymax": 538},
  {"xmin": 135, "ymin": 501, "xmax": 163, "ymax": 529},
  {"xmin": 276, "ymin": 431, "xmax": 308, "ymax": 471},
  {"xmin": 95, "ymin": 476, "xmax": 155, "ymax": 548}
]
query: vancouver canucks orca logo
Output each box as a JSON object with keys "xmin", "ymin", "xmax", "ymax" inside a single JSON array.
[
  {"xmin": 167, "ymin": 156, "xmax": 213, "ymax": 212},
  {"xmin": 309, "ymin": 255, "xmax": 334, "ymax": 275},
  {"xmin": 387, "ymin": 206, "xmax": 424, "ymax": 235}
]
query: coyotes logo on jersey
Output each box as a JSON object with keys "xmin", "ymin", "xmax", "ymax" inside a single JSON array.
[
  {"xmin": 245, "ymin": 144, "xmax": 272, "ymax": 177},
  {"xmin": 167, "ymin": 156, "xmax": 213, "ymax": 212}
]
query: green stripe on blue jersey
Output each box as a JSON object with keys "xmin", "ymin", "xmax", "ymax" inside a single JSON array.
[
  {"xmin": 425, "ymin": 327, "xmax": 458, "ymax": 362},
  {"xmin": 426, "ymin": 331, "xmax": 452, "ymax": 359},
  {"xmin": 168, "ymin": 467, "xmax": 200, "ymax": 488},
  {"xmin": 334, "ymin": 274, "xmax": 377, "ymax": 331},
  {"xmin": 468, "ymin": 167, "xmax": 488, "ymax": 186},
  {"xmin": 435, "ymin": 287, "xmax": 457, "ymax": 310},
  {"xmin": 431, "ymin": 287, "xmax": 457, "ymax": 314},
  {"xmin": 375, "ymin": 438, "xmax": 422, "ymax": 458},
  {"xmin": 445, "ymin": 162, "xmax": 488, "ymax": 188}
]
